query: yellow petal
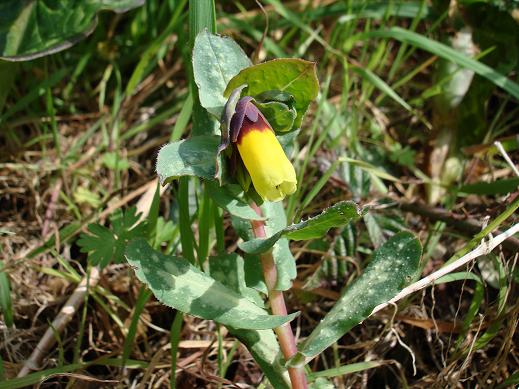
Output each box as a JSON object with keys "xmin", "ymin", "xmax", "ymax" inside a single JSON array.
[{"xmin": 237, "ymin": 126, "xmax": 297, "ymax": 202}]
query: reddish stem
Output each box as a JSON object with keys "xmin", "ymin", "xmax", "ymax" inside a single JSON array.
[{"xmin": 250, "ymin": 203, "xmax": 307, "ymax": 389}]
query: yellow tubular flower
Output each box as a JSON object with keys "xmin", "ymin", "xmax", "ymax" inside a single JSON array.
[{"xmin": 236, "ymin": 113, "xmax": 297, "ymax": 202}]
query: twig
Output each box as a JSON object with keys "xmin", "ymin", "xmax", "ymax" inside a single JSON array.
[
  {"xmin": 17, "ymin": 267, "xmax": 101, "ymax": 377},
  {"xmin": 370, "ymin": 222, "xmax": 519, "ymax": 316},
  {"xmin": 252, "ymin": 0, "xmax": 269, "ymax": 64},
  {"xmin": 399, "ymin": 201, "xmax": 519, "ymax": 252},
  {"xmin": 494, "ymin": 141, "xmax": 519, "ymax": 177},
  {"xmin": 42, "ymin": 179, "xmax": 62, "ymax": 238},
  {"xmin": 17, "ymin": 179, "xmax": 163, "ymax": 377}
]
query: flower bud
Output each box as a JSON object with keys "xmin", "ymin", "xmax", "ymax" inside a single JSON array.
[{"xmin": 231, "ymin": 98, "xmax": 297, "ymax": 202}]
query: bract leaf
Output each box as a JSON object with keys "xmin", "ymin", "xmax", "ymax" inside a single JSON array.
[
  {"xmin": 224, "ymin": 58, "xmax": 319, "ymax": 130},
  {"xmin": 254, "ymin": 100, "xmax": 297, "ymax": 133}
]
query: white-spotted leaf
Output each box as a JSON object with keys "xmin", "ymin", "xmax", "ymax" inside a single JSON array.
[
  {"xmin": 291, "ymin": 232, "xmax": 421, "ymax": 363},
  {"xmin": 156, "ymin": 136, "xmax": 219, "ymax": 184},
  {"xmin": 193, "ymin": 30, "xmax": 252, "ymax": 117},
  {"xmin": 126, "ymin": 239, "xmax": 297, "ymax": 330}
]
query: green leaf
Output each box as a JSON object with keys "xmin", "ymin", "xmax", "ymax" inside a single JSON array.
[
  {"xmin": 73, "ymin": 187, "xmax": 101, "ymax": 208},
  {"xmin": 230, "ymin": 329, "xmax": 290, "ymax": 388},
  {"xmin": 156, "ymin": 136, "xmax": 219, "ymax": 184},
  {"xmin": 224, "ymin": 58, "xmax": 319, "ymax": 129},
  {"xmin": 0, "ymin": 61, "xmax": 17, "ymax": 113},
  {"xmin": 207, "ymin": 253, "xmax": 290, "ymax": 388},
  {"xmin": 151, "ymin": 217, "xmax": 176, "ymax": 249},
  {"xmin": 77, "ymin": 207, "xmax": 147, "ymax": 268},
  {"xmin": 363, "ymin": 212, "xmax": 386, "ymax": 249},
  {"xmin": 230, "ymin": 201, "xmax": 297, "ymax": 291},
  {"xmin": 0, "ymin": 261, "xmax": 13, "ymax": 328},
  {"xmin": 207, "ymin": 182, "xmax": 264, "ymax": 221},
  {"xmin": 459, "ymin": 178, "xmax": 519, "ymax": 195},
  {"xmin": 192, "ymin": 30, "xmax": 252, "ymax": 117},
  {"xmin": 125, "ymin": 239, "xmax": 297, "ymax": 330},
  {"xmin": 436, "ymin": 271, "xmax": 482, "ymax": 285},
  {"xmin": 261, "ymin": 201, "xmax": 298, "ymax": 291},
  {"xmin": 209, "ymin": 253, "xmax": 263, "ymax": 306},
  {"xmin": 308, "ymin": 361, "xmax": 386, "ymax": 381},
  {"xmin": 254, "ymin": 90, "xmax": 297, "ymax": 133},
  {"xmin": 292, "ymin": 232, "xmax": 421, "ymax": 362},
  {"xmin": 243, "ymin": 253, "xmax": 268, "ymax": 294},
  {"xmin": 0, "ymin": 0, "xmax": 144, "ymax": 60},
  {"xmin": 239, "ymin": 201, "xmax": 364, "ymax": 255}
]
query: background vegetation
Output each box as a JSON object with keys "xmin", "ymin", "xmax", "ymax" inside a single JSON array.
[{"xmin": 1, "ymin": 1, "xmax": 518, "ymax": 388}]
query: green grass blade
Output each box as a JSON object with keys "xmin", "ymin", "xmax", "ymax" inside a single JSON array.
[
  {"xmin": 126, "ymin": 0, "xmax": 187, "ymax": 96},
  {"xmin": 189, "ymin": 0, "xmax": 216, "ymax": 44},
  {"xmin": 0, "ymin": 261, "xmax": 13, "ymax": 328},
  {"xmin": 0, "ymin": 358, "xmax": 148, "ymax": 389},
  {"xmin": 170, "ymin": 91, "xmax": 193, "ymax": 142},
  {"xmin": 361, "ymin": 27, "xmax": 519, "ymax": 100},
  {"xmin": 0, "ymin": 67, "xmax": 68, "ymax": 124},
  {"xmin": 0, "ymin": 363, "xmax": 84, "ymax": 389},
  {"xmin": 170, "ymin": 311, "xmax": 184, "ymax": 389},
  {"xmin": 0, "ymin": 61, "xmax": 17, "ymax": 114},
  {"xmin": 178, "ymin": 177, "xmax": 196, "ymax": 264},
  {"xmin": 196, "ymin": 186, "xmax": 212, "ymax": 266},
  {"xmin": 308, "ymin": 361, "xmax": 386, "ymax": 381},
  {"xmin": 122, "ymin": 286, "xmax": 153, "ymax": 364},
  {"xmin": 351, "ymin": 65, "xmax": 412, "ymax": 112}
]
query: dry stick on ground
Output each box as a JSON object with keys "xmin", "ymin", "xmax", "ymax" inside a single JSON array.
[
  {"xmin": 399, "ymin": 140, "xmax": 519, "ymax": 250},
  {"xmin": 41, "ymin": 179, "xmax": 62, "ymax": 238},
  {"xmin": 17, "ymin": 266, "xmax": 101, "ymax": 377},
  {"xmin": 370, "ymin": 222, "xmax": 519, "ymax": 316},
  {"xmin": 494, "ymin": 141, "xmax": 519, "ymax": 177},
  {"xmin": 17, "ymin": 178, "xmax": 164, "ymax": 378},
  {"xmin": 398, "ymin": 202, "xmax": 519, "ymax": 252}
]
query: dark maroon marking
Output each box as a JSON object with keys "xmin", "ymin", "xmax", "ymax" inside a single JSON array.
[
  {"xmin": 230, "ymin": 99, "xmax": 273, "ymax": 145},
  {"xmin": 235, "ymin": 114, "xmax": 273, "ymax": 145},
  {"xmin": 230, "ymin": 97, "xmax": 273, "ymax": 144},
  {"xmin": 230, "ymin": 96, "xmax": 254, "ymax": 143},
  {"xmin": 215, "ymin": 85, "xmax": 248, "ymax": 181}
]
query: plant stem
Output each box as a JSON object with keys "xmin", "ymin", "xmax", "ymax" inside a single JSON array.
[{"xmin": 250, "ymin": 203, "xmax": 308, "ymax": 389}]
